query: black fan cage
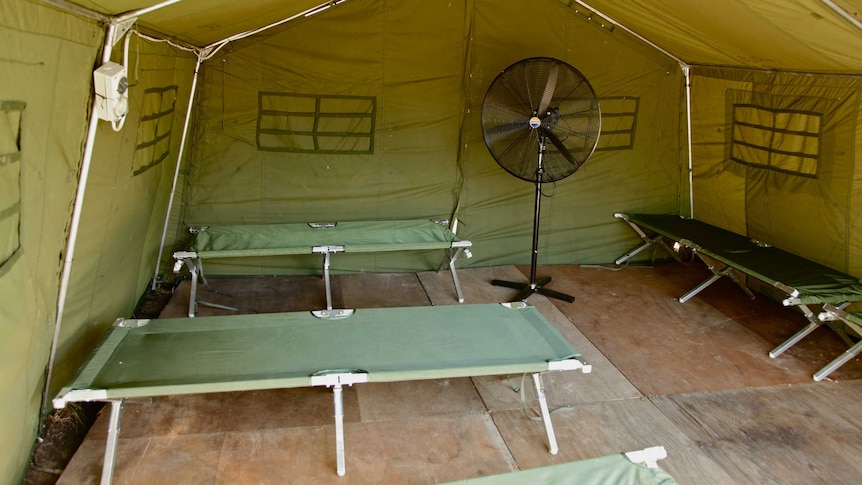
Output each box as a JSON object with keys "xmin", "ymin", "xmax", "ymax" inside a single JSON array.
[{"xmin": 481, "ymin": 57, "xmax": 601, "ymax": 183}]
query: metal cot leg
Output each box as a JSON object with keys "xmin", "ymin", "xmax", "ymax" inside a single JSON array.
[
  {"xmin": 448, "ymin": 248, "xmax": 466, "ymax": 303},
  {"xmin": 770, "ymin": 304, "xmax": 819, "ymax": 358},
  {"xmin": 332, "ymin": 384, "xmax": 346, "ymax": 476},
  {"xmin": 314, "ymin": 246, "xmax": 343, "ymax": 311},
  {"xmin": 615, "ymin": 239, "xmax": 657, "ymax": 265},
  {"xmin": 679, "ymin": 257, "xmax": 754, "ymax": 303},
  {"xmin": 813, "ymin": 340, "xmax": 862, "ymax": 381},
  {"xmin": 531, "ymin": 373, "xmax": 559, "ymax": 455},
  {"xmin": 613, "ymin": 213, "xmax": 681, "ymax": 265},
  {"xmin": 312, "ymin": 372, "xmax": 366, "ymax": 476},
  {"xmin": 323, "ymin": 252, "xmax": 333, "ymax": 311},
  {"xmin": 678, "ymin": 271, "xmax": 724, "ymax": 303},
  {"xmin": 186, "ymin": 260, "xmax": 199, "ymax": 317},
  {"xmin": 101, "ymin": 399, "xmax": 125, "ymax": 485}
]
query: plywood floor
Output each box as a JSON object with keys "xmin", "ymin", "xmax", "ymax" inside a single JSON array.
[{"xmin": 58, "ymin": 263, "xmax": 862, "ymax": 484}]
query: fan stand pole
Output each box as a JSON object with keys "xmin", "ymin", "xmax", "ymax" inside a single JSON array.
[{"xmin": 491, "ymin": 136, "xmax": 575, "ymax": 304}]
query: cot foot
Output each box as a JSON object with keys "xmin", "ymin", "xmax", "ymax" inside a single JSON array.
[{"xmin": 492, "ymin": 277, "xmax": 575, "ymax": 304}]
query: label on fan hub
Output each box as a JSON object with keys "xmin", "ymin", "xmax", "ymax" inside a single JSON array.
[{"xmin": 529, "ymin": 117, "xmax": 541, "ymax": 129}]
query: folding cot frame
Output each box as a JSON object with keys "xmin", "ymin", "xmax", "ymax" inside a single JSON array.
[
  {"xmin": 53, "ymin": 302, "xmax": 591, "ymax": 484},
  {"xmin": 816, "ymin": 304, "xmax": 862, "ymax": 381},
  {"xmin": 172, "ymin": 219, "xmax": 473, "ymax": 317},
  {"xmin": 614, "ymin": 212, "xmax": 862, "ymax": 380}
]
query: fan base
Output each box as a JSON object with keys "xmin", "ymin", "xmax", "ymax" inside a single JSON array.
[{"xmin": 491, "ymin": 276, "xmax": 575, "ymax": 304}]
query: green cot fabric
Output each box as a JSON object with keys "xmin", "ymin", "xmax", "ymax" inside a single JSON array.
[
  {"xmin": 188, "ymin": 219, "xmax": 461, "ymax": 259},
  {"xmin": 58, "ymin": 304, "xmax": 580, "ymax": 401},
  {"xmin": 625, "ymin": 214, "xmax": 862, "ymax": 305},
  {"xmin": 443, "ymin": 453, "xmax": 677, "ymax": 485}
]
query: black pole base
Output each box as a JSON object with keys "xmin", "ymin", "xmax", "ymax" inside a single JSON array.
[{"xmin": 491, "ymin": 276, "xmax": 575, "ymax": 304}]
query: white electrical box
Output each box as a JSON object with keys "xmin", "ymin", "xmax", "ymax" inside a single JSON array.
[{"xmin": 93, "ymin": 62, "xmax": 129, "ymax": 123}]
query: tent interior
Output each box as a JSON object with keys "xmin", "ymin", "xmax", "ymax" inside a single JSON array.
[{"xmin": 2, "ymin": 0, "xmax": 862, "ymax": 482}]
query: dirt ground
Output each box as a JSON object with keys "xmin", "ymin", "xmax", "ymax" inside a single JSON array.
[{"xmin": 24, "ymin": 285, "xmax": 175, "ymax": 485}]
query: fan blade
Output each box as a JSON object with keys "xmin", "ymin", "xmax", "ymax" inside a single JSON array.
[
  {"xmin": 484, "ymin": 101, "xmax": 532, "ymax": 121},
  {"xmin": 485, "ymin": 118, "xmax": 529, "ymax": 135},
  {"xmin": 541, "ymin": 127, "xmax": 578, "ymax": 168},
  {"xmin": 538, "ymin": 63, "xmax": 559, "ymax": 114}
]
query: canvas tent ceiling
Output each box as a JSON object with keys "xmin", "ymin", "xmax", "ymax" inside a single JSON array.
[{"xmin": 64, "ymin": 0, "xmax": 862, "ymax": 72}]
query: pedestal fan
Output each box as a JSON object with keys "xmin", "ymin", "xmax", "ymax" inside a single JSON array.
[{"xmin": 481, "ymin": 57, "xmax": 601, "ymax": 303}]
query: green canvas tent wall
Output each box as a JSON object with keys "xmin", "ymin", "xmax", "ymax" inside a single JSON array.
[{"xmin": 2, "ymin": 0, "xmax": 862, "ymax": 482}]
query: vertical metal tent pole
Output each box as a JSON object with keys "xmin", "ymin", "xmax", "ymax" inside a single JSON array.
[
  {"xmin": 152, "ymin": 55, "xmax": 203, "ymax": 289},
  {"xmin": 682, "ymin": 64, "xmax": 694, "ymax": 217}
]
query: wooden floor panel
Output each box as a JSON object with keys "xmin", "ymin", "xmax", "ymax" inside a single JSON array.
[
  {"xmin": 651, "ymin": 380, "xmax": 862, "ymax": 484},
  {"xmin": 59, "ymin": 264, "xmax": 862, "ymax": 484},
  {"xmin": 491, "ymin": 399, "xmax": 736, "ymax": 485}
]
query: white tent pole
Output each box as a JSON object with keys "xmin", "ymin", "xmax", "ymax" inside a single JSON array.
[
  {"xmin": 151, "ymin": 54, "xmax": 202, "ymax": 290},
  {"xmin": 42, "ymin": 21, "xmax": 118, "ymax": 419},
  {"xmin": 682, "ymin": 64, "xmax": 694, "ymax": 217},
  {"xmin": 200, "ymin": 0, "xmax": 348, "ymax": 60},
  {"xmin": 116, "ymin": 0, "xmax": 182, "ymax": 22},
  {"xmin": 569, "ymin": 0, "xmax": 686, "ymax": 66},
  {"xmin": 822, "ymin": 0, "xmax": 862, "ymax": 31},
  {"xmin": 42, "ymin": 0, "xmax": 185, "ymax": 419}
]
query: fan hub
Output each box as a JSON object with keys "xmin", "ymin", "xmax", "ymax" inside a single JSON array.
[{"xmin": 529, "ymin": 116, "xmax": 541, "ymax": 129}]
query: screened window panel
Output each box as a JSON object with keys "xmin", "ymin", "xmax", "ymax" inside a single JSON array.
[
  {"xmin": 731, "ymin": 104, "xmax": 821, "ymax": 177},
  {"xmin": 257, "ymin": 92, "xmax": 376, "ymax": 154},
  {"xmin": 0, "ymin": 101, "xmax": 24, "ymax": 274},
  {"xmin": 595, "ymin": 96, "xmax": 638, "ymax": 151},
  {"xmin": 133, "ymin": 86, "xmax": 177, "ymax": 176}
]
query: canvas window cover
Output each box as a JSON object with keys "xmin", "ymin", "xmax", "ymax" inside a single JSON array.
[
  {"xmin": 596, "ymin": 96, "xmax": 639, "ymax": 151},
  {"xmin": 256, "ymin": 92, "xmax": 376, "ymax": 154},
  {"xmin": 0, "ymin": 101, "xmax": 23, "ymax": 275},
  {"xmin": 133, "ymin": 86, "xmax": 178, "ymax": 176},
  {"xmin": 731, "ymin": 103, "xmax": 821, "ymax": 177}
]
